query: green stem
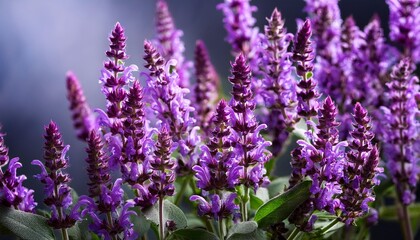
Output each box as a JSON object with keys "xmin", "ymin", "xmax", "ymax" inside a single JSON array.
[
  {"xmin": 159, "ymin": 197, "xmax": 165, "ymax": 240},
  {"xmin": 241, "ymin": 187, "xmax": 249, "ymax": 221},
  {"xmin": 202, "ymin": 217, "xmax": 216, "ymax": 234},
  {"xmin": 218, "ymin": 218, "xmax": 224, "ymax": 240},
  {"xmin": 174, "ymin": 175, "xmax": 192, "ymax": 205},
  {"xmin": 106, "ymin": 212, "xmax": 117, "ymax": 240},
  {"xmin": 320, "ymin": 218, "xmax": 339, "ymax": 234},
  {"xmin": 400, "ymin": 203, "xmax": 413, "ymax": 240},
  {"xmin": 286, "ymin": 227, "xmax": 299, "ymax": 240}
]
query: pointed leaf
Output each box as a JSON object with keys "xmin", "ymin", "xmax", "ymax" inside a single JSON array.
[
  {"xmin": 167, "ymin": 228, "xmax": 218, "ymax": 240},
  {"xmin": 267, "ymin": 176, "xmax": 289, "ymax": 198},
  {"xmin": 0, "ymin": 206, "xmax": 54, "ymax": 240},
  {"xmin": 254, "ymin": 180, "xmax": 312, "ymax": 229}
]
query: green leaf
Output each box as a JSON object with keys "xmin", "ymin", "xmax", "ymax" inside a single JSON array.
[
  {"xmin": 226, "ymin": 221, "xmax": 266, "ymax": 240},
  {"xmin": 167, "ymin": 228, "xmax": 218, "ymax": 240},
  {"xmin": 144, "ymin": 200, "xmax": 188, "ymax": 235},
  {"xmin": 380, "ymin": 203, "xmax": 420, "ymax": 221},
  {"xmin": 267, "ymin": 176, "xmax": 289, "ymax": 198},
  {"xmin": 254, "ymin": 180, "xmax": 312, "ymax": 229},
  {"xmin": 68, "ymin": 223, "xmax": 84, "ymax": 240},
  {"xmin": 250, "ymin": 188, "xmax": 269, "ymax": 210},
  {"xmin": 0, "ymin": 206, "xmax": 55, "ymax": 240}
]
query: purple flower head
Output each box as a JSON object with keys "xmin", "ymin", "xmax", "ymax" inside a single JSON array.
[
  {"xmin": 382, "ymin": 58, "xmax": 419, "ymax": 205},
  {"xmin": 32, "ymin": 121, "xmax": 79, "ymax": 229},
  {"xmin": 143, "ymin": 40, "xmax": 199, "ymax": 175},
  {"xmin": 339, "ymin": 103, "xmax": 383, "ymax": 225},
  {"xmin": 387, "ymin": 0, "xmax": 420, "ymax": 62},
  {"xmin": 0, "ymin": 132, "xmax": 37, "ymax": 212},
  {"xmin": 228, "ymin": 54, "xmax": 271, "ymax": 190},
  {"xmin": 155, "ymin": 0, "xmax": 191, "ymax": 88},
  {"xmin": 193, "ymin": 40, "xmax": 219, "ymax": 134},
  {"xmin": 100, "ymin": 22, "xmax": 138, "ymax": 123},
  {"xmin": 149, "ymin": 127, "xmax": 176, "ymax": 199},
  {"xmin": 289, "ymin": 97, "xmax": 346, "ymax": 231},
  {"xmin": 193, "ymin": 100, "xmax": 240, "ymax": 191},
  {"xmin": 305, "ymin": 0, "xmax": 342, "ymax": 61},
  {"xmin": 85, "ymin": 130, "xmax": 110, "ymax": 200},
  {"xmin": 293, "ymin": 19, "xmax": 320, "ymax": 120},
  {"xmin": 217, "ymin": 0, "xmax": 259, "ymax": 60},
  {"xmin": 66, "ymin": 71, "xmax": 94, "ymax": 141},
  {"xmin": 190, "ymin": 193, "xmax": 239, "ymax": 221},
  {"xmin": 259, "ymin": 8, "xmax": 298, "ymax": 156}
]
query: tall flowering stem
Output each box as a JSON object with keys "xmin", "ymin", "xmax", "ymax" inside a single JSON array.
[
  {"xmin": 155, "ymin": 0, "xmax": 191, "ymax": 88},
  {"xmin": 149, "ymin": 128, "xmax": 176, "ymax": 240},
  {"xmin": 0, "ymin": 131, "xmax": 36, "ymax": 212},
  {"xmin": 143, "ymin": 40, "xmax": 199, "ymax": 177},
  {"xmin": 339, "ymin": 103, "xmax": 382, "ymax": 225},
  {"xmin": 193, "ymin": 40, "xmax": 219, "ymax": 135},
  {"xmin": 217, "ymin": 0, "xmax": 259, "ymax": 60},
  {"xmin": 289, "ymin": 97, "xmax": 346, "ymax": 231},
  {"xmin": 66, "ymin": 71, "xmax": 94, "ymax": 141},
  {"xmin": 292, "ymin": 19, "xmax": 319, "ymax": 124},
  {"xmin": 32, "ymin": 122, "xmax": 79, "ymax": 240},
  {"xmin": 190, "ymin": 100, "xmax": 241, "ymax": 238},
  {"xmin": 387, "ymin": 0, "xmax": 420, "ymax": 62},
  {"xmin": 228, "ymin": 54, "xmax": 271, "ymax": 221},
  {"xmin": 259, "ymin": 8, "xmax": 298, "ymax": 156},
  {"xmin": 85, "ymin": 130, "xmax": 136, "ymax": 240},
  {"xmin": 382, "ymin": 58, "xmax": 419, "ymax": 240}
]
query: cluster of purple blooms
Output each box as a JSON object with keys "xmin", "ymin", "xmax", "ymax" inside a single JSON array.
[{"xmin": 0, "ymin": 0, "xmax": 419, "ymax": 239}]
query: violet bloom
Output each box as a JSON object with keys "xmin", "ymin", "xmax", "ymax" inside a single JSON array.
[
  {"xmin": 193, "ymin": 40, "xmax": 219, "ymax": 135},
  {"xmin": 120, "ymin": 81, "xmax": 150, "ymax": 186},
  {"xmin": 387, "ymin": 0, "xmax": 420, "ymax": 62},
  {"xmin": 292, "ymin": 19, "xmax": 319, "ymax": 120},
  {"xmin": 217, "ymin": 0, "xmax": 259, "ymax": 61},
  {"xmin": 259, "ymin": 8, "xmax": 298, "ymax": 156},
  {"xmin": 85, "ymin": 131, "xmax": 137, "ymax": 239},
  {"xmin": 228, "ymin": 53, "xmax": 271, "ymax": 191},
  {"xmin": 190, "ymin": 193, "xmax": 239, "ymax": 221},
  {"xmin": 99, "ymin": 22, "xmax": 137, "ymax": 133},
  {"xmin": 382, "ymin": 58, "xmax": 419, "ymax": 205},
  {"xmin": 0, "ymin": 132, "xmax": 36, "ymax": 212},
  {"xmin": 143, "ymin": 40, "xmax": 199, "ymax": 175},
  {"xmin": 289, "ymin": 97, "xmax": 347, "ymax": 231},
  {"xmin": 66, "ymin": 71, "xmax": 94, "ymax": 141},
  {"xmin": 155, "ymin": 0, "xmax": 191, "ymax": 88},
  {"xmin": 148, "ymin": 127, "xmax": 176, "ymax": 200},
  {"xmin": 192, "ymin": 100, "xmax": 241, "ymax": 192},
  {"xmin": 339, "ymin": 103, "xmax": 383, "ymax": 225},
  {"xmin": 32, "ymin": 122, "xmax": 86, "ymax": 230}
]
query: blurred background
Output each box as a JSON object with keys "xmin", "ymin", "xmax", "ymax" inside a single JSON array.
[{"xmin": 0, "ymin": 0, "xmax": 404, "ymax": 239}]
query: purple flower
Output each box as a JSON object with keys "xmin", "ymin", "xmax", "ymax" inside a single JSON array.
[
  {"xmin": 66, "ymin": 71, "xmax": 94, "ymax": 141},
  {"xmin": 0, "ymin": 132, "xmax": 36, "ymax": 212},
  {"xmin": 148, "ymin": 127, "xmax": 176, "ymax": 199},
  {"xmin": 192, "ymin": 100, "xmax": 240, "ymax": 192},
  {"xmin": 99, "ymin": 22, "xmax": 138, "ymax": 128},
  {"xmin": 193, "ymin": 40, "xmax": 219, "ymax": 135},
  {"xmin": 32, "ymin": 121, "xmax": 85, "ymax": 229},
  {"xmin": 259, "ymin": 8, "xmax": 298, "ymax": 156},
  {"xmin": 217, "ymin": 0, "xmax": 259, "ymax": 61},
  {"xmin": 143, "ymin": 40, "xmax": 199, "ymax": 175},
  {"xmin": 387, "ymin": 0, "xmax": 420, "ymax": 62},
  {"xmin": 289, "ymin": 97, "xmax": 347, "ymax": 231},
  {"xmin": 155, "ymin": 0, "xmax": 191, "ymax": 88},
  {"xmin": 190, "ymin": 193, "xmax": 239, "ymax": 221},
  {"xmin": 228, "ymin": 54, "xmax": 271, "ymax": 191},
  {"xmin": 293, "ymin": 19, "xmax": 320, "ymax": 120},
  {"xmin": 339, "ymin": 103, "xmax": 383, "ymax": 225},
  {"xmin": 382, "ymin": 58, "xmax": 419, "ymax": 205}
]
